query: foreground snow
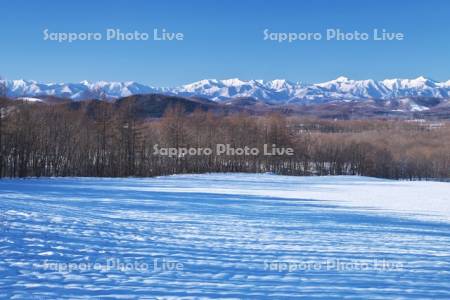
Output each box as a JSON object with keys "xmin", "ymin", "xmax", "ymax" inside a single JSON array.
[{"xmin": 1, "ymin": 174, "xmax": 450, "ymax": 299}]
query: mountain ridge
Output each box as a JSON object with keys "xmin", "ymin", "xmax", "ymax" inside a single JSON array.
[{"xmin": 1, "ymin": 76, "xmax": 450, "ymax": 104}]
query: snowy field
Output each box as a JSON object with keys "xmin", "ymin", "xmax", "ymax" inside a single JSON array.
[{"xmin": 1, "ymin": 173, "xmax": 450, "ymax": 299}]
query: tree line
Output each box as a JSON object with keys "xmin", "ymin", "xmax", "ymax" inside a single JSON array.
[{"xmin": 0, "ymin": 100, "xmax": 449, "ymax": 180}]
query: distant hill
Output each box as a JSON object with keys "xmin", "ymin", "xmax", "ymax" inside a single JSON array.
[{"xmin": 1, "ymin": 93, "xmax": 449, "ymax": 120}]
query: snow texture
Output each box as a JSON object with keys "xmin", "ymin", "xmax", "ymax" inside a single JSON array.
[{"xmin": 1, "ymin": 174, "xmax": 450, "ymax": 299}]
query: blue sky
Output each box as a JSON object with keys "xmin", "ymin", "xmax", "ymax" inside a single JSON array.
[{"xmin": 1, "ymin": 0, "xmax": 449, "ymax": 86}]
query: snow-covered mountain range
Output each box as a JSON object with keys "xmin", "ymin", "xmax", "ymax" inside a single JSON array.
[{"xmin": 1, "ymin": 76, "xmax": 450, "ymax": 103}]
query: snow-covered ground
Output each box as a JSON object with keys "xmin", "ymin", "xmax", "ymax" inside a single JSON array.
[
  {"xmin": 1, "ymin": 174, "xmax": 450, "ymax": 299},
  {"xmin": 149, "ymin": 174, "xmax": 450, "ymax": 223}
]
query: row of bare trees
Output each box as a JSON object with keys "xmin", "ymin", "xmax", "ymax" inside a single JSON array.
[{"xmin": 0, "ymin": 101, "xmax": 449, "ymax": 179}]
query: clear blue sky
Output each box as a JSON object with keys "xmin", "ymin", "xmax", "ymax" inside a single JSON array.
[{"xmin": 1, "ymin": 0, "xmax": 449, "ymax": 86}]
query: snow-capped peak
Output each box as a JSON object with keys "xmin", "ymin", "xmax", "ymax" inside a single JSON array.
[
  {"xmin": 1, "ymin": 76, "xmax": 450, "ymax": 103},
  {"xmin": 265, "ymin": 79, "xmax": 296, "ymax": 90},
  {"xmin": 221, "ymin": 78, "xmax": 247, "ymax": 86},
  {"xmin": 335, "ymin": 76, "xmax": 350, "ymax": 82},
  {"xmin": 414, "ymin": 76, "xmax": 430, "ymax": 82}
]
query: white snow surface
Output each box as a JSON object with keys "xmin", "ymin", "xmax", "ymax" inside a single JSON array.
[
  {"xmin": 151, "ymin": 174, "xmax": 450, "ymax": 222},
  {"xmin": 1, "ymin": 174, "xmax": 450, "ymax": 299},
  {"xmin": 16, "ymin": 97, "xmax": 43, "ymax": 102}
]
